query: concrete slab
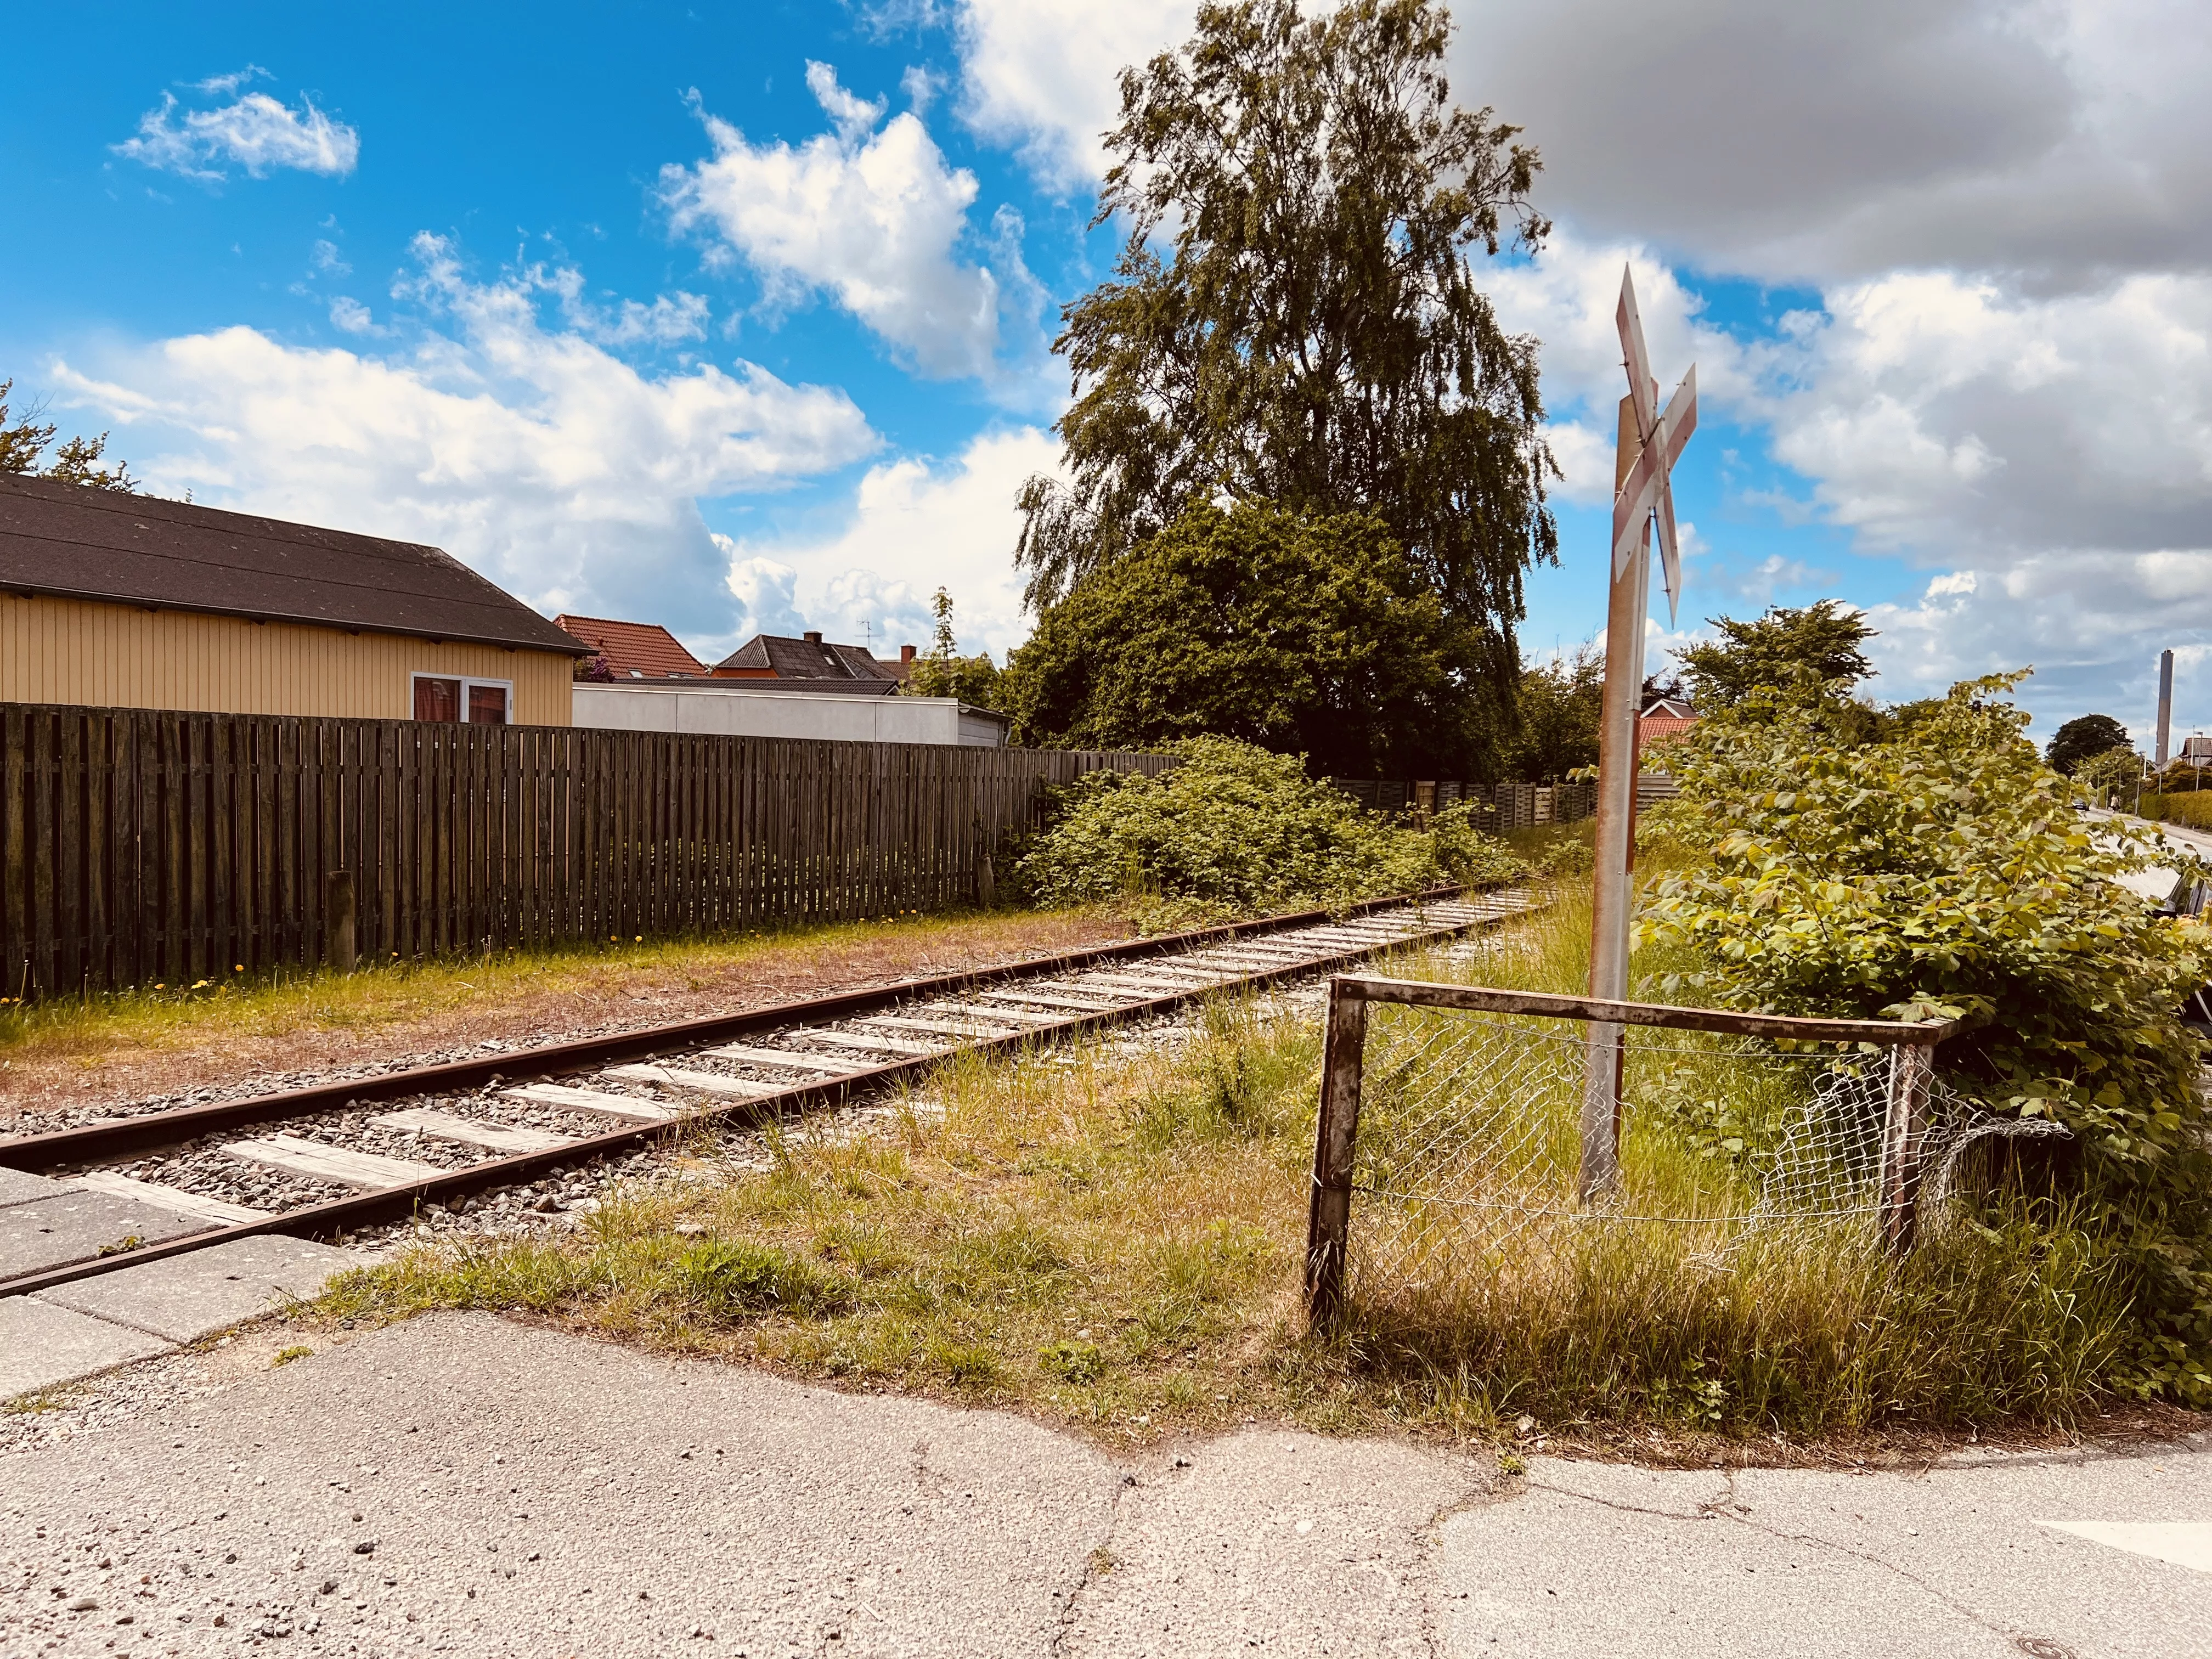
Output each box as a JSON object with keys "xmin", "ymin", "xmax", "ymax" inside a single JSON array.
[
  {"xmin": 1063, "ymin": 1427, "xmax": 1487, "ymax": 1656},
  {"xmin": 1437, "ymin": 1448, "xmax": 2212, "ymax": 1659},
  {"xmin": 0, "ymin": 1164, "xmax": 71, "ymax": 1209},
  {"xmin": 35, "ymin": 1234, "xmax": 364, "ymax": 1343},
  {"xmin": 0, "ymin": 1312, "xmax": 1121, "ymax": 1656},
  {"xmin": 0, "ymin": 1187, "xmax": 202, "ymax": 1277},
  {"xmin": 0, "ymin": 1294, "xmax": 170, "ymax": 1398}
]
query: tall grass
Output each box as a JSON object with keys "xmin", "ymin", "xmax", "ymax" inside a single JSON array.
[{"xmin": 320, "ymin": 865, "xmax": 2132, "ymax": 1442}]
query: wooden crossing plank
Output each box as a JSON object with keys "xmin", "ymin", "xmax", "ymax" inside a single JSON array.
[
  {"xmin": 223, "ymin": 1134, "xmax": 443, "ymax": 1190},
  {"xmin": 602, "ymin": 1064, "xmax": 787, "ymax": 1101},
  {"xmin": 503, "ymin": 1084, "xmax": 678, "ymax": 1121},
  {"xmin": 701, "ymin": 1044, "xmax": 868, "ymax": 1075},
  {"xmin": 74, "ymin": 1169, "xmax": 268, "ymax": 1227},
  {"xmin": 781, "ymin": 1026, "xmax": 945, "ymax": 1057},
  {"xmin": 369, "ymin": 1107, "xmax": 574, "ymax": 1155}
]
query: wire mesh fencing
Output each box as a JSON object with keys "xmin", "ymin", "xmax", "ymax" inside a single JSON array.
[{"xmin": 1303, "ymin": 975, "xmax": 2070, "ymax": 1331}]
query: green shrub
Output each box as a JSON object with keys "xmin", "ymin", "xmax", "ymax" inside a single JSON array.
[
  {"xmin": 2144, "ymin": 792, "xmax": 2212, "ymax": 831},
  {"xmin": 1640, "ymin": 671, "xmax": 2212, "ymax": 1403},
  {"xmin": 1012, "ymin": 737, "xmax": 1523, "ymax": 915}
]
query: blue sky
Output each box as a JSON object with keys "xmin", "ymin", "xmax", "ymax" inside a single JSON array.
[{"xmin": 7, "ymin": 1, "xmax": 2209, "ymax": 747}]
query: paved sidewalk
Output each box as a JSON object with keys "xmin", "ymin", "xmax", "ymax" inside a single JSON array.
[
  {"xmin": 0, "ymin": 1164, "xmax": 366, "ymax": 1398},
  {"xmin": 2, "ymin": 1314, "xmax": 2205, "ymax": 1657}
]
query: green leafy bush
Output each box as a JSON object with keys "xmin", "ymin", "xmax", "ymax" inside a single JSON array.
[
  {"xmin": 2144, "ymin": 792, "xmax": 2212, "ymax": 831},
  {"xmin": 1640, "ymin": 672, "xmax": 2212, "ymax": 1402},
  {"xmin": 1012, "ymin": 737, "xmax": 1524, "ymax": 917}
]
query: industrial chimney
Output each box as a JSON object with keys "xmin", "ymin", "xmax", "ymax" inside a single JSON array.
[{"xmin": 2157, "ymin": 648, "xmax": 2175, "ymax": 768}]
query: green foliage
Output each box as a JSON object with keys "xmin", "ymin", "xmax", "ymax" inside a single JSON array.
[
  {"xmin": 1002, "ymin": 500, "xmax": 1500, "ymax": 776},
  {"xmin": 2046, "ymin": 713, "xmax": 2131, "ymax": 776},
  {"xmin": 0, "ymin": 377, "xmax": 135, "ymax": 491},
  {"xmin": 1012, "ymin": 737, "xmax": 1524, "ymax": 916},
  {"xmin": 1500, "ymin": 644, "xmax": 1602, "ymax": 781},
  {"xmin": 1675, "ymin": 599, "xmax": 1873, "ymax": 710},
  {"xmin": 1015, "ymin": 0, "xmax": 1554, "ymax": 703},
  {"xmin": 676, "ymin": 1238, "xmax": 854, "ymax": 1320},
  {"xmin": 1641, "ymin": 670, "xmax": 2212, "ymax": 1402},
  {"xmin": 901, "ymin": 587, "xmax": 1004, "ymax": 709},
  {"xmin": 2074, "ymin": 746, "xmax": 2143, "ymax": 798},
  {"xmin": 2145, "ymin": 792, "xmax": 2212, "ymax": 832},
  {"xmin": 1040, "ymin": 1338, "xmax": 1107, "ymax": 1383}
]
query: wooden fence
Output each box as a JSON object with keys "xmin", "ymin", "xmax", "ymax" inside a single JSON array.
[
  {"xmin": 1325, "ymin": 778, "xmax": 1598, "ymax": 832},
  {"xmin": 0, "ymin": 703, "xmax": 1170, "ymax": 999}
]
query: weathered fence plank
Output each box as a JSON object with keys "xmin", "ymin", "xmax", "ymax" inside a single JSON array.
[{"xmin": 0, "ymin": 703, "xmax": 1170, "ymax": 997}]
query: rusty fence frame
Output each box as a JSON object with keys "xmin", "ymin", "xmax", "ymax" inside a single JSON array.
[{"xmin": 1301, "ymin": 975, "xmax": 1962, "ymax": 1331}]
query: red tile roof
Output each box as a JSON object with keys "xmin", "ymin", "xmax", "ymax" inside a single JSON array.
[
  {"xmin": 1638, "ymin": 714, "xmax": 1700, "ymax": 747},
  {"xmin": 552, "ymin": 614, "xmax": 706, "ymax": 679}
]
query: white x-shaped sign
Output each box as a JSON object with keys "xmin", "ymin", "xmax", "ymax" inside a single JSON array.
[{"xmin": 1611, "ymin": 267, "xmax": 1697, "ymax": 623}]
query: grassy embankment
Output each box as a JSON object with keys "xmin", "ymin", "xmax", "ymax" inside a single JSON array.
[
  {"xmin": 319, "ymin": 825, "xmax": 2130, "ymax": 1448},
  {"xmin": 0, "ymin": 907, "xmax": 1133, "ymax": 1121}
]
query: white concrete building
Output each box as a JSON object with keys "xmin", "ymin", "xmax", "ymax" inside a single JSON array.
[{"xmin": 572, "ymin": 680, "xmax": 1011, "ymax": 747}]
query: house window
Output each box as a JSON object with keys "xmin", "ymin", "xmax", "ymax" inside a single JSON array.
[{"xmin": 411, "ymin": 674, "xmax": 512, "ymax": 724}]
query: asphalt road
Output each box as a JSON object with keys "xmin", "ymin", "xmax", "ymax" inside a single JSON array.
[{"xmin": 2, "ymin": 1314, "xmax": 2205, "ymax": 1657}]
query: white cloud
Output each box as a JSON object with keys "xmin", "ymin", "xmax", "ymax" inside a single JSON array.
[
  {"xmin": 116, "ymin": 85, "xmax": 360, "ymax": 182},
  {"xmin": 661, "ymin": 63, "xmax": 1030, "ymax": 380},
  {"xmin": 1762, "ymin": 270, "xmax": 2212, "ymax": 561},
  {"xmin": 1861, "ymin": 553, "xmax": 2212, "ymax": 735},
  {"xmin": 50, "ymin": 235, "xmax": 876, "ymax": 633},
  {"xmin": 953, "ymin": 0, "xmax": 1191, "ymax": 189},
  {"xmin": 714, "ymin": 426, "xmax": 1060, "ymax": 659},
  {"xmin": 947, "ymin": 1, "xmax": 2212, "ymax": 290},
  {"xmin": 327, "ymin": 296, "xmax": 375, "ymax": 334},
  {"xmin": 309, "ymin": 239, "xmax": 350, "ymax": 275},
  {"xmin": 534, "ymin": 267, "xmax": 712, "ymax": 346},
  {"xmin": 1443, "ymin": 0, "xmax": 2212, "ymax": 289}
]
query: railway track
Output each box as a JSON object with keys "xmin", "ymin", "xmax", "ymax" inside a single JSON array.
[{"xmin": 0, "ymin": 885, "xmax": 1538, "ymax": 1302}]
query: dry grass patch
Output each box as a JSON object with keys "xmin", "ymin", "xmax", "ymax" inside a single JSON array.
[{"xmin": 0, "ymin": 906, "xmax": 1132, "ymax": 1121}]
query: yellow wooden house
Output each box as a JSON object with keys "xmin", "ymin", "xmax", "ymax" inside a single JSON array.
[{"xmin": 0, "ymin": 475, "xmax": 585, "ymax": 725}]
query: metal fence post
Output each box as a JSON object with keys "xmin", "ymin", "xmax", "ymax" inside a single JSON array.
[
  {"xmin": 1304, "ymin": 978, "xmax": 1371, "ymax": 1332},
  {"xmin": 1879, "ymin": 1041, "xmax": 1934, "ymax": 1250}
]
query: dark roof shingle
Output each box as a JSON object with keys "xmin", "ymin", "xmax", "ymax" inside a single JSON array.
[
  {"xmin": 715, "ymin": 633, "xmax": 901, "ymax": 684},
  {"xmin": 0, "ymin": 473, "xmax": 587, "ymax": 655}
]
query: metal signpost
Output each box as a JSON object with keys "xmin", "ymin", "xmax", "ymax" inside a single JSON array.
[{"xmin": 1578, "ymin": 268, "xmax": 1697, "ymax": 1198}]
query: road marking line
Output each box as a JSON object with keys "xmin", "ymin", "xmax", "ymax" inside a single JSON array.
[{"xmin": 2037, "ymin": 1521, "xmax": 2212, "ymax": 1573}]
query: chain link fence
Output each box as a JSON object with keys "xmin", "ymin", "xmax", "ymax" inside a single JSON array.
[{"xmin": 1303, "ymin": 976, "xmax": 2070, "ymax": 1330}]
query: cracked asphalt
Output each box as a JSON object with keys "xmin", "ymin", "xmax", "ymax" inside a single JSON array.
[{"xmin": 3, "ymin": 1313, "xmax": 2205, "ymax": 1657}]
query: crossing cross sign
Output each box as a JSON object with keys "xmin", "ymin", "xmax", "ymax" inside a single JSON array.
[{"xmin": 1611, "ymin": 268, "xmax": 1698, "ymax": 623}]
